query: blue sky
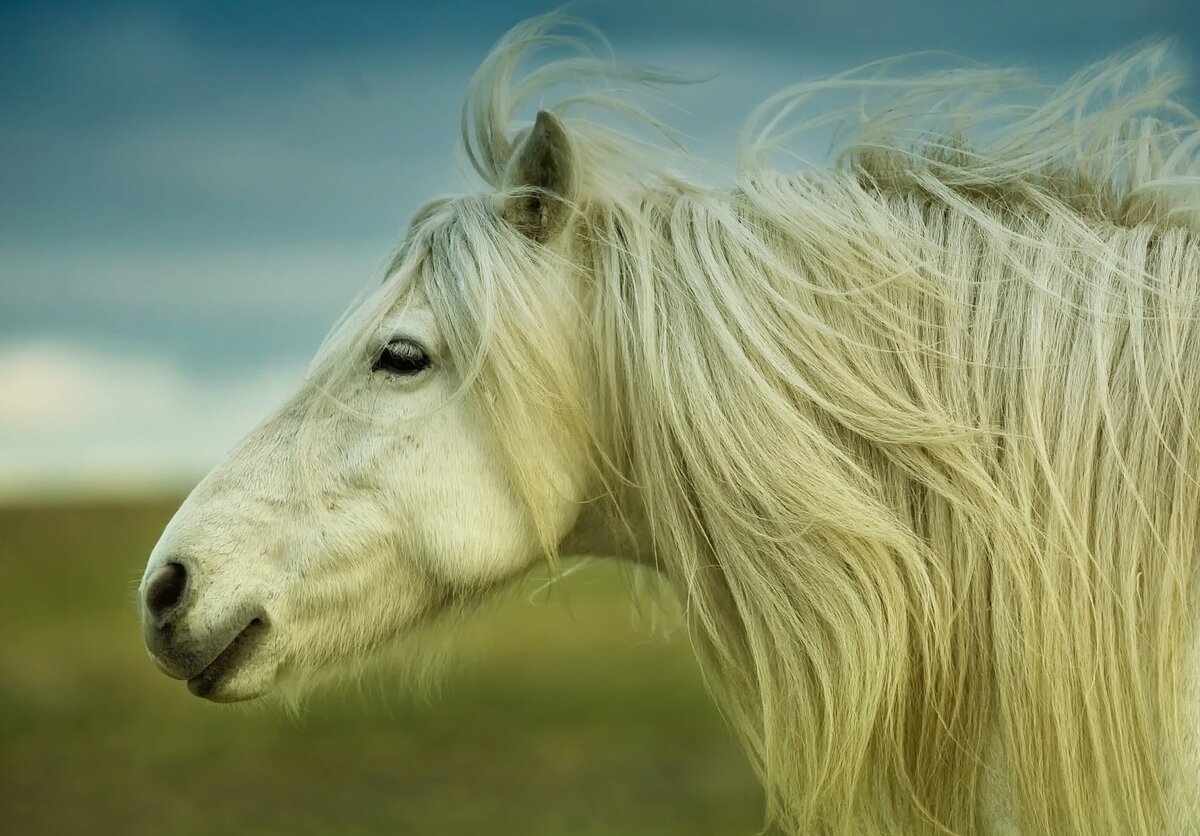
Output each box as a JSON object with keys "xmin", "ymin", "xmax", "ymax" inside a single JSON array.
[{"xmin": 1, "ymin": 0, "xmax": 1197, "ymax": 497}]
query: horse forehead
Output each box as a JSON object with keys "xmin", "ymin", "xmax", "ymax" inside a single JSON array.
[{"xmin": 381, "ymin": 292, "xmax": 438, "ymax": 336}]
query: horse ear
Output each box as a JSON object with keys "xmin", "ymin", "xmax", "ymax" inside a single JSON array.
[{"xmin": 502, "ymin": 110, "xmax": 576, "ymax": 243}]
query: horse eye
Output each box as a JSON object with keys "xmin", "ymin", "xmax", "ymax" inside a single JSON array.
[{"xmin": 373, "ymin": 338, "xmax": 432, "ymax": 376}]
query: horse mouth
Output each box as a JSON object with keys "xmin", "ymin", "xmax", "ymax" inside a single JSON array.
[{"xmin": 186, "ymin": 617, "xmax": 270, "ymax": 701}]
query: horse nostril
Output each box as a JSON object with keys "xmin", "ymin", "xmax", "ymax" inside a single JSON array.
[{"xmin": 145, "ymin": 562, "xmax": 189, "ymax": 620}]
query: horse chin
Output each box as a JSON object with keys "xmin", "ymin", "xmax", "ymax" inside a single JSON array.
[
  {"xmin": 184, "ymin": 619, "xmax": 279, "ymax": 703},
  {"xmin": 187, "ymin": 659, "xmax": 277, "ymax": 703}
]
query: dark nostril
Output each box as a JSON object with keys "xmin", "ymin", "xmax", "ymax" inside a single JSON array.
[{"xmin": 145, "ymin": 562, "xmax": 188, "ymax": 620}]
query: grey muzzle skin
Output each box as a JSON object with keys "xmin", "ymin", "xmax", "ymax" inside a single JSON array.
[{"xmin": 140, "ymin": 560, "xmax": 269, "ymax": 699}]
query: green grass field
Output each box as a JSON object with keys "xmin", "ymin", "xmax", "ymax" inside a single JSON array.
[{"xmin": 0, "ymin": 500, "xmax": 764, "ymax": 835}]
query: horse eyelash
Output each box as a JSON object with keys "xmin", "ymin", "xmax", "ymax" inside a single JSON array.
[{"xmin": 373, "ymin": 338, "xmax": 432, "ymax": 375}]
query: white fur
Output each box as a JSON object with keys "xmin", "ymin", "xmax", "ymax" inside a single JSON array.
[{"xmin": 142, "ymin": 14, "xmax": 1200, "ymax": 834}]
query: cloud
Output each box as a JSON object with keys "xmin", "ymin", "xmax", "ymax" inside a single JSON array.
[{"xmin": 0, "ymin": 337, "xmax": 306, "ymax": 499}]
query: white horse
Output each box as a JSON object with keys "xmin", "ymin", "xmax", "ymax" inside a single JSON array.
[{"xmin": 140, "ymin": 15, "xmax": 1200, "ymax": 835}]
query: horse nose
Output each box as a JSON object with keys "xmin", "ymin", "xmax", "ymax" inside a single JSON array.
[{"xmin": 144, "ymin": 561, "xmax": 189, "ymax": 623}]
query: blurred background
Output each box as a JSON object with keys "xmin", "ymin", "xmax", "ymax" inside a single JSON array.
[{"xmin": 1, "ymin": 1, "xmax": 1196, "ymax": 833}]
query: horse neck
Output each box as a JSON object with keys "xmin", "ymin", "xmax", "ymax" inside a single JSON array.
[{"xmin": 558, "ymin": 483, "xmax": 656, "ymax": 566}]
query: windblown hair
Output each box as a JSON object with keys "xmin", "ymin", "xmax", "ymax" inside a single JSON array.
[{"xmin": 395, "ymin": 16, "xmax": 1200, "ymax": 835}]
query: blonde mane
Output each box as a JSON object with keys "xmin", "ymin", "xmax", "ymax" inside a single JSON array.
[{"xmin": 400, "ymin": 16, "xmax": 1200, "ymax": 834}]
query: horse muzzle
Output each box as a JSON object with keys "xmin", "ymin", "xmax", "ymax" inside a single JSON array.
[{"xmin": 140, "ymin": 559, "xmax": 275, "ymax": 702}]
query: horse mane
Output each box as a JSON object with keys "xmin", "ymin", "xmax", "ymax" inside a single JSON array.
[{"xmin": 405, "ymin": 15, "xmax": 1200, "ymax": 834}]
